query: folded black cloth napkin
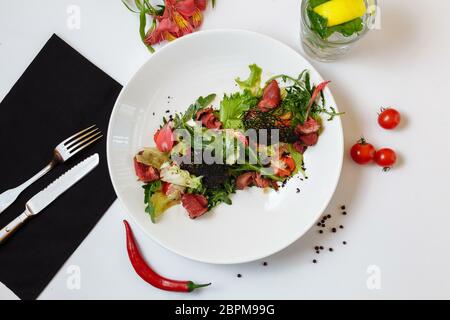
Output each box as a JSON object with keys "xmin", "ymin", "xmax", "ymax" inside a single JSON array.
[{"xmin": 0, "ymin": 34, "xmax": 122, "ymax": 299}]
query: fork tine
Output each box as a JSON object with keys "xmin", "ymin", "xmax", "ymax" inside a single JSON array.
[
  {"xmin": 68, "ymin": 131, "xmax": 102, "ymax": 151},
  {"xmin": 61, "ymin": 125, "xmax": 97, "ymax": 145},
  {"xmin": 66, "ymin": 127, "xmax": 99, "ymax": 149},
  {"xmin": 68, "ymin": 134, "xmax": 103, "ymax": 157}
]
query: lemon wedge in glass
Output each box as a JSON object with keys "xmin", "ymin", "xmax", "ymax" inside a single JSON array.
[{"xmin": 313, "ymin": 0, "xmax": 367, "ymax": 27}]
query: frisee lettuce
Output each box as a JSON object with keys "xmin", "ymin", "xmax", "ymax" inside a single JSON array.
[{"xmin": 235, "ymin": 64, "xmax": 263, "ymax": 96}]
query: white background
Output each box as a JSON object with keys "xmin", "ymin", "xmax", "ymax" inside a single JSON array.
[{"xmin": 1, "ymin": 0, "xmax": 449, "ymax": 299}]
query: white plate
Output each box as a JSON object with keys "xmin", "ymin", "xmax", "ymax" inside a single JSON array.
[{"xmin": 107, "ymin": 29, "xmax": 343, "ymax": 264}]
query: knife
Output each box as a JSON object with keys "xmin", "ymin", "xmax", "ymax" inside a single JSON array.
[{"xmin": 0, "ymin": 153, "xmax": 99, "ymax": 244}]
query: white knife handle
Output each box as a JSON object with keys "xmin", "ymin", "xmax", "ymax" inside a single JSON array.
[
  {"xmin": 0, "ymin": 211, "xmax": 30, "ymax": 244},
  {"xmin": 0, "ymin": 161, "xmax": 56, "ymax": 215}
]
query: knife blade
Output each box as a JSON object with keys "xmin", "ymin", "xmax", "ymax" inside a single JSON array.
[{"xmin": 0, "ymin": 153, "xmax": 99, "ymax": 243}]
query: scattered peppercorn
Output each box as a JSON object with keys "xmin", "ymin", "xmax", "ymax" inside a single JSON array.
[
  {"xmin": 319, "ymin": 230, "xmax": 323, "ymax": 234},
  {"xmin": 165, "ymin": 110, "xmax": 170, "ymax": 113},
  {"xmin": 317, "ymin": 223, "xmax": 321, "ymax": 227},
  {"xmin": 313, "ymin": 259, "xmax": 317, "ymax": 264},
  {"xmin": 316, "ymin": 251, "xmax": 320, "ymax": 254},
  {"xmin": 152, "ymin": 112, "xmax": 155, "ymax": 116},
  {"xmin": 319, "ymin": 246, "xmax": 324, "ymax": 250},
  {"xmin": 331, "ymin": 228, "xmax": 337, "ymax": 233},
  {"xmin": 327, "ymin": 214, "xmax": 331, "ymax": 219},
  {"xmin": 237, "ymin": 274, "xmax": 242, "ymax": 278},
  {"xmin": 263, "ymin": 262, "xmax": 268, "ymax": 266},
  {"xmin": 342, "ymin": 211, "xmax": 347, "ymax": 215},
  {"xmin": 321, "ymin": 223, "xmax": 326, "ymax": 227},
  {"xmin": 343, "ymin": 241, "xmax": 347, "ymax": 245},
  {"xmin": 314, "ymin": 246, "xmax": 319, "ymax": 250},
  {"xmin": 340, "ymin": 205, "xmax": 346, "ymax": 210},
  {"xmin": 296, "ymin": 188, "xmax": 300, "ymax": 193},
  {"xmin": 329, "ymin": 248, "xmax": 333, "ymax": 252},
  {"xmin": 339, "ymin": 225, "xmax": 344, "ymax": 229}
]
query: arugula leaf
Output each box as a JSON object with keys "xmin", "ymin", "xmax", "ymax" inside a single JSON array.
[
  {"xmin": 206, "ymin": 180, "xmax": 236, "ymax": 209},
  {"xmin": 180, "ymin": 94, "xmax": 216, "ymax": 124},
  {"xmin": 143, "ymin": 181, "xmax": 162, "ymax": 223},
  {"xmin": 219, "ymin": 92, "xmax": 258, "ymax": 129},
  {"xmin": 235, "ymin": 64, "xmax": 263, "ymax": 96}
]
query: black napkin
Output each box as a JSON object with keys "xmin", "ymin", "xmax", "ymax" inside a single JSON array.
[{"xmin": 0, "ymin": 34, "xmax": 122, "ymax": 300}]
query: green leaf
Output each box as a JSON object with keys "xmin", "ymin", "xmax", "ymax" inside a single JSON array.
[
  {"xmin": 219, "ymin": 91, "xmax": 258, "ymax": 129},
  {"xmin": 235, "ymin": 64, "xmax": 263, "ymax": 96},
  {"xmin": 307, "ymin": 5, "xmax": 364, "ymax": 40},
  {"xmin": 143, "ymin": 181, "xmax": 162, "ymax": 223},
  {"xmin": 288, "ymin": 144, "xmax": 305, "ymax": 176},
  {"xmin": 327, "ymin": 17, "xmax": 364, "ymax": 37},
  {"xmin": 197, "ymin": 94, "xmax": 217, "ymax": 108},
  {"xmin": 181, "ymin": 94, "xmax": 216, "ymax": 124},
  {"xmin": 309, "ymin": 0, "xmax": 329, "ymax": 8},
  {"xmin": 212, "ymin": 0, "xmax": 216, "ymax": 8}
]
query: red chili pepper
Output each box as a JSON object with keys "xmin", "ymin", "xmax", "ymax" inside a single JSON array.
[{"xmin": 123, "ymin": 220, "xmax": 211, "ymax": 292}]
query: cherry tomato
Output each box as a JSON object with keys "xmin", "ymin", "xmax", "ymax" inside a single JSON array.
[
  {"xmin": 378, "ymin": 108, "xmax": 401, "ymax": 130},
  {"xmin": 350, "ymin": 138, "xmax": 376, "ymax": 165},
  {"xmin": 276, "ymin": 156, "xmax": 296, "ymax": 178},
  {"xmin": 374, "ymin": 148, "xmax": 397, "ymax": 168}
]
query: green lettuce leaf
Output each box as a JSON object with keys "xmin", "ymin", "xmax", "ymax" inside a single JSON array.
[
  {"xmin": 235, "ymin": 64, "xmax": 263, "ymax": 96},
  {"xmin": 219, "ymin": 92, "xmax": 258, "ymax": 129}
]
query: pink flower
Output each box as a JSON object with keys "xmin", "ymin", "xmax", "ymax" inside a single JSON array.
[{"xmin": 145, "ymin": 0, "xmax": 208, "ymax": 46}]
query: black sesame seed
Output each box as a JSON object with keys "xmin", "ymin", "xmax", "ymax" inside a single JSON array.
[
  {"xmin": 343, "ymin": 241, "xmax": 347, "ymax": 245},
  {"xmin": 319, "ymin": 246, "xmax": 324, "ymax": 250},
  {"xmin": 327, "ymin": 214, "xmax": 331, "ymax": 218},
  {"xmin": 331, "ymin": 228, "xmax": 337, "ymax": 233},
  {"xmin": 165, "ymin": 110, "xmax": 170, "ymax": 113},
  {"xmin": 340, "ymin": 205, "xmax": 346, "ymax": 210},
  {"xmin": 329, "ymin": 248, "xmax": 334, "ymax": 252},
  {"xmin": 319, "ymin": 230, "xmax": 323, "ymax": 234},
  {"xmin": 263, "ymin": 262, "xmax": 268, "ymax": 266},
  {"xmin": 237, "ymin": 274, "xmax": 242, "ymax": 278},
  {"xmin": 321, "ymin": 224, "xmax": 326, "ymax": 227},
  {"xmin": 313, "ymin": 259, "xmax": 317, "ymax": 263},
  {"xmin": 314, "ymin": 246, "xmax": 319, "ymax": 250},
  {"xmin": 296, "ymin": 188, "xmax": 300, "ymax": 193},
  {"xmin": 342, "ymin": 211, "xmax": 347, "ymax": 215},
  {"xmin": 340, "ymin": 225, "xmax": 344, "ymax": 229},
  {"xmin": 152, "ymin": 112, "xmax": 155, "ymax": 116},
  {"xmin": 317, "ymin": 223, "xmax": 321, "ymax": 227}
]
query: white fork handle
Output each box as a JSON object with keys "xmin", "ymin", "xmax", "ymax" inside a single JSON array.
[
  {"xmin": 0, "ymin": 211, "xmax": 30, "ymax": 243},
  {"xmin": 0, "ymin": 162, "xmax": 55, "ymax": 215}
]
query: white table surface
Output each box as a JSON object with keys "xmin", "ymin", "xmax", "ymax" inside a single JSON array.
[{"xmin": 1, "ymin": 0, "xmax": 450, "ymax": 300}]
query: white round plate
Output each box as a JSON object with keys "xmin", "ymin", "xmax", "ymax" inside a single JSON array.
[{"xmin": 107, "ymin": 29, "xmax": 343, "ymax": 264}]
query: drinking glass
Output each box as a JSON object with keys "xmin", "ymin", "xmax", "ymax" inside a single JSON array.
[{"xmin": 300, "ymin": 0, "xmax": 378, "ymax": 62}]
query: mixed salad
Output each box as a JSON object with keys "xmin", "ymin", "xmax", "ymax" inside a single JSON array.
[{"xmin": 133, "ymin": 64, "xmax": 342, "ymax": 222}]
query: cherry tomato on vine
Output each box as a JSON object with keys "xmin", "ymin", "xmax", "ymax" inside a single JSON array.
[
  {"xmin": 350, "ymin": 138, "xmax": 376, "ymax": 165},
  {"xmin": 378, "ymin": 108, "xmax": 401, "ymax": 130},
  {"xmin": 374, "ymin": 148, "xmax": 397, "ymax": 168}
]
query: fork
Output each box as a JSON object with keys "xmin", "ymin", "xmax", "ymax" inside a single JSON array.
[{"xmin": 0, "ymin": 125, "xmax": 103, "ymax": 214}]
